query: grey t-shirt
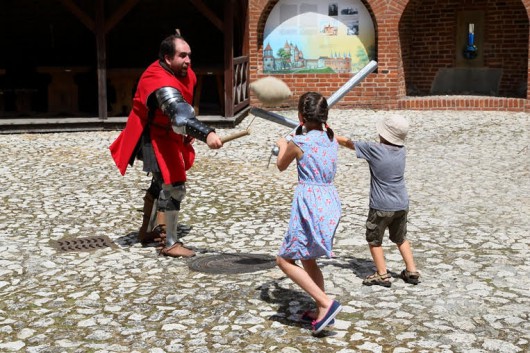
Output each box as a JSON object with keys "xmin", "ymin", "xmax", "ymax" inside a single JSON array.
[{"xmin": 355, "ymin": 141, "xmax": 409, "ymax": 211}]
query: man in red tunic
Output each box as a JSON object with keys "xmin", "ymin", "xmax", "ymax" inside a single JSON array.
[{"xmin": 110, "ymin": 34, "xmax": 223, "ymax": 257}]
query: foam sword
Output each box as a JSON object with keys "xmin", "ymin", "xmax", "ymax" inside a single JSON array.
[{"xmin": 250, "ymin": 60, "xmax": 378, "ymax": 155}]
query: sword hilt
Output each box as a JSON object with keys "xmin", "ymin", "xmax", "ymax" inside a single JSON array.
[
  {"xmin": 269, "ymin": 126, "xmax": 298, "ymax": 163},
  {"xmin": 220, "ymin": 129, "xmax": 250, "ymax": 144}
]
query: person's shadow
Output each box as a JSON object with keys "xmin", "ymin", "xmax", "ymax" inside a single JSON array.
[
  {"xmin": 113, "ymin": 224, "xmax": 193, "ymax": 248},
  {"xmin": 320, "ymin": 255, "xmax": 401, "ymax": 279},
  {"xmin": 256, "ymin": 278, "xmax": 338, "ymax": 337},
  {"xmin": 255, "ymin": 256, "xmax": 388, "ymax": 337},
  {"xmin": 114, "ymin": 232, "xmax": 138, "ymax": 247}
]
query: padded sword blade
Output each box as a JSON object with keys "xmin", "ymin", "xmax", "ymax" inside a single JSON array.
[
  {"xmin": 249, "ymin": 107, "xmax": 299, "ymax": 129},
  {"xmin": 327, "ymin": 60, "xmax": 378, "ymax": 108}
]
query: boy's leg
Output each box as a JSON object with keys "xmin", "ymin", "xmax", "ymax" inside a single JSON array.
[
  {"xmin": 388, "ymin": 209, "xmax": 416, "ymax": 272},
  {"xmin": 397, "ymin": 240, "xmax": 420, "ymax": 284},
  {"xmin": 389, "ymin": 210, "xmax": 420, "ymax": 284},
  {"xmin": 368, "ymin": 245, "xmax": 388, "ymax": 275},
  {"xmin": 363, "ymin": 209, "xmax": 392, "ymax": 287},
  {"xmin": 365, "ymin": 208, "xmax": 389, "ymax": 275},
  {"xmin": 397, "ymin": 240, "xmax": 417, "ymax": 272}
]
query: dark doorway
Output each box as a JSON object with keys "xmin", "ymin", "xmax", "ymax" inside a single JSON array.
[{"xmin": 0, "ymin": 0, "xmax": 227, "ymax": 118}]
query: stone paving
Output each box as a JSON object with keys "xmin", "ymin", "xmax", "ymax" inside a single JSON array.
[{"xmin": 0, "ymin": 109, "xmax": 528, "ymax": 353}]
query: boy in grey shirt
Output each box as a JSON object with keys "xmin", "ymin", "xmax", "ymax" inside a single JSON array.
[{"xmin": 337, "ymin": 114, "xmax": 420, "ymax": 287}]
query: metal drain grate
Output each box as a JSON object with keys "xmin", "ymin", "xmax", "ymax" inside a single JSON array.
[
  {"xmin": 188, "ymin": 253, "xmax": 276, "ymax": 274},
  {"xmin": 52, "ymin": 236, "xmax": 116, "ymax": 253}
]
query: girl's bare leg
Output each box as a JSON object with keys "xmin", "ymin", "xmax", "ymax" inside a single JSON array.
[
  {"xmin": 302, "ymin": 259, "xmax": 325, "ymax": 291},
  {"xmin": 276, "ymin": 257, "xmax": 332, "ymax": 321}
]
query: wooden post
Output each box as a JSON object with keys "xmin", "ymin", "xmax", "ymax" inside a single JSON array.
[
  {"xmin": 224, "ymin": 0, "xmax": 235, "ymax": 118},
  {"xmin": 96, "ymin": 0, "xmax": 107, "ymax": 120}
]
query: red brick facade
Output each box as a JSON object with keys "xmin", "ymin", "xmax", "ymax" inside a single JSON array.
[{"xmin": 248, "ymin": 0, "xmax": 530, "ymax": 111}]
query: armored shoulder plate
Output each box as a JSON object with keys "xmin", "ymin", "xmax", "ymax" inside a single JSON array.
[{"xmin": 153, "ymin": 86, "xmax": 214, "ymax": 142}]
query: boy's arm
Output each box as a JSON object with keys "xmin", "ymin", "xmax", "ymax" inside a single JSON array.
[{"xmin": 336, "ymin": 135, "xmax": 355, "ymax": 150}]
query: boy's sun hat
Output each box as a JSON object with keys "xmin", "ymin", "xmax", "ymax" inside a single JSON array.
[{"xmin": 376, "ymin": 114, "xmax": 409, "ymax": 146}]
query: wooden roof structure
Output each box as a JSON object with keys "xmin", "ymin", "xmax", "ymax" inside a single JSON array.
[{"xmin": 0, "ymin": 0, "xmax": 249, "ymax": 120}]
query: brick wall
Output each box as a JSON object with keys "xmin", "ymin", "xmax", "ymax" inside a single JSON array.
[
  {"xmin": 248, "ymin": 0, "xmax": 530, "ymax": 111},
  {"xmin": 401, "ymin": 0, "xmax": 529, "ymax": 98}
]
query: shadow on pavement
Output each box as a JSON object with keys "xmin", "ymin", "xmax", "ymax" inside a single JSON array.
[
  {"xmin": 321, "ymin": 256, "xmax": 376, "ymax": 279},
  {"xmin": 256, "ymin": 278, "xmax": 339, "ymax": 337},
  {"xmin": 113, "ymin": 224, "xmax": 193, "ymax": 248}
]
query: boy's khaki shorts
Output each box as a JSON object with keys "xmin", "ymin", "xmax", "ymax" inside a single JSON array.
[{"xmin": 365, "ymin": 208, "xmax": 408, "ymax": 246}]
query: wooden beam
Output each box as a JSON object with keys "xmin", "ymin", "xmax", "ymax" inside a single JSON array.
[
  {"xmin": 105, "ymin": 0, "xmax": 141, "ymax": 33},
  {"xmin": 188, "ymin": 0, "xmax": 223, "ymax": 32},
  {"xmin": 58, "ymin": 0, "xmax": 95, "ymax": 32}
]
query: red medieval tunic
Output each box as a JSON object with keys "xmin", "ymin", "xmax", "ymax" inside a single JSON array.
[{"xmin": 109, "ymin": 61, "xmax": 197, "ymax": 184}]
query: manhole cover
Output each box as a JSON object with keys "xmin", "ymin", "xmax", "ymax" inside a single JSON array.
[
  {"xmin": 188, "ymin": 253, "xmax": 276, "ymax": 274},
  {"xmin": 52, "ymin": 235, "xmax": 116, "ymax": 253}
]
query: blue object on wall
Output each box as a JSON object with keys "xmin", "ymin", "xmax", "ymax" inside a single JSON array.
[{"xmin": 463, "ymin": 23, "xmax": 478, "ymax": 59}]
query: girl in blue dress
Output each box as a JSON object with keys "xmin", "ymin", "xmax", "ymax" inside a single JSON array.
[{"xmin": 275, "ymin": 92, "xmax": 342, "ymax": 334}]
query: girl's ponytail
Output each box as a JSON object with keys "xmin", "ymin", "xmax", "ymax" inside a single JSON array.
[
  {"xmin": 295, "ymin": 121, "xmax": 304, "ymax": 135},
  {"xmin": 325, "ymin": 124, "xmax": 334, "ymax": 141}
]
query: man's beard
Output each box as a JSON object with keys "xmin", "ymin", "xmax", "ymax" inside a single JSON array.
[{"xmin": 176, "ymin": 67, "xmax": 188, "ymax": 77}]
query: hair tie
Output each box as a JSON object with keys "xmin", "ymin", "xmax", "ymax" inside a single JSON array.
[{"xmin": 325, "ymin": 123, "xmax": 329, "ymax": 129}]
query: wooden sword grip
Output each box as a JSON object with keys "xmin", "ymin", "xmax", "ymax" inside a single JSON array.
[{"xmin": 220, "ymin": 129, "xmax": 250, "ymax": 143}]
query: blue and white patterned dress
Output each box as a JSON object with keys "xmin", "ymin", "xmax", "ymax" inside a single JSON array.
[{"xmin": 278, "ymin": 130, "xmax": 341, "ymax": 260}]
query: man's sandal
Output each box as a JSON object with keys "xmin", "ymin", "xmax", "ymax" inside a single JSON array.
[
  {"xmin": 363, "ymin": 271, "xmax": 392, "ymax": 287},
  {"xmin": 138, "ymin": 224, "xmax": 166, "ymax": 246},
  {"xmin": 159, "ymin": 242, "xmax": 196, "ymax": 258},
  {"xmin": 400, "ymin": 269, "xmax": 420, "ymax": 285}
]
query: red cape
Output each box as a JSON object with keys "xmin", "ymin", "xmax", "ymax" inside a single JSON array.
[{"xmin": 109, "ymin": 61, "xmax": 197, "ymax": 184}]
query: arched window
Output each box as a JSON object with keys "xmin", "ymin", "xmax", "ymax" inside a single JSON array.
[{"xmin": 263, "ymin": 0, "xmax": 375, "ymax": 74}]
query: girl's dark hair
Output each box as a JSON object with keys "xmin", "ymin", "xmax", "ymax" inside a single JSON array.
[
  {"xmin": 158, "ymin": 34, "xmax": 185, "ymax": 61},
  {"xmin": 296, "ymin": 91, "xmax": 334, "ymax": 141}
]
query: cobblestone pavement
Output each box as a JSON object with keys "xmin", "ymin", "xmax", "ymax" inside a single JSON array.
[{"xmin": 0, "ymin": 109, "xmax": 529, "ymax": 353}]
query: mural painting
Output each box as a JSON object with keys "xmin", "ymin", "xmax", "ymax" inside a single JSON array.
[{"xmin": 263, "ymin": 0, "xmax": 375, "ymax": 74}]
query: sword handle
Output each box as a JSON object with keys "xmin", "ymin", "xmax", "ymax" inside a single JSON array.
[{"xmin": 220, "ymin": 129, "xmax": 250, "ymax": 144}]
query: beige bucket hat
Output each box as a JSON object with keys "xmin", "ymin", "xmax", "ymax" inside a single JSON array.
[{"xmin": 376, "ymin": 114, "xmax": 409, "ymax": 146}]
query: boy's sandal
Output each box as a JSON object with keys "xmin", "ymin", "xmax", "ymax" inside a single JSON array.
[
  {"xmin": 400, "ymin": 269, "xmax": 420, "ymax": 285},
  {"xmin": 362, "ymin": 271, "xmax": 392, "ymax": 287}
]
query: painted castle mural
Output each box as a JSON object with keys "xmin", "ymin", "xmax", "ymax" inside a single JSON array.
[{"xmin": 263, "ymin": 0, "xmax": 375, "ymax": 74}]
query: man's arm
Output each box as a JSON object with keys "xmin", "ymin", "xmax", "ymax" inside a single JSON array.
[{"xmin": 154, "ymin": 87, "xmax": 222, "ymax": 149}]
